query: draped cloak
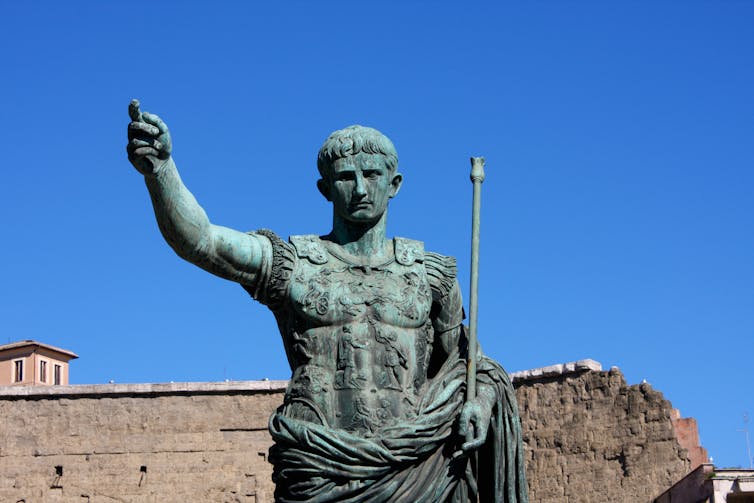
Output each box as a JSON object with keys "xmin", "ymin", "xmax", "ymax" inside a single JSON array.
[{"xmin": 268, "ymin": 349, "xmax": 528, "ymax": 502}]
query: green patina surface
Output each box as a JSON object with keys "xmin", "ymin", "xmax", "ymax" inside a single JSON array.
[{"xmin": 127, "ymin": 99, "xmax": 528, "ymax": 502}]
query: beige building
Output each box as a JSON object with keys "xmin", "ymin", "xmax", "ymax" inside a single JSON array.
[
  {"xmin": 0, "ymin": 340, "xmax": 78, "ymax": 386},
  {"xmin": 654, "ymin": 464, "xmax": 754, "ymax": 502}
]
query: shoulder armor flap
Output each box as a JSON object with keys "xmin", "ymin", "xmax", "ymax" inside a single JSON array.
[
  {"xmin": 425, "ymin": 251, "xmax": 457, "ymax": 299},
  {"xmin": 289, "ymin": 235, "xmax": 328, "ymax": 264},
  {"xmin": 394, "ymin": 237, "xmax": 425, "ymax": 265}
]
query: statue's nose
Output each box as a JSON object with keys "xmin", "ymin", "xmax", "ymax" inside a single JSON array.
[{"xmin": 354, "ymin": 174, "xmax": 367, "ymax": 196}]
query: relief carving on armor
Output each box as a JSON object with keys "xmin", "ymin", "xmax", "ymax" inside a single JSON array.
[
  {"xmin": 338, "ymin": 294, "xmax": 362, "ymax": 317},
  {"xmin": 413, "ymin": 321, "xmax": 434, "ymax": 390},
  {"xmin": 375, "ymin": 330, "xmax": 407, "ymax": 391},
  {"xmin": 298, "ymin": 267, "xmax": 334, "ymax": 316},
  {"xmin": 376, "ymin": 398, "xmax": 391, "ymax": 421},
  {"xmin": 289, "ymin": 364, "xmax": 330, "ymax": 400},
  {"xmin": 334, "ymin": 327, "xmax": 367, "ymax": 389},
  {"xmin": 350, "ymin": 396, "xmax": 377, "ymax": 434},
  {"xmin": 346, "ymin": 268, "xmax": 393, "ymax": 308},
  {"xmin": 288, "ymin": 328, "xmax": 336, "ymax": 365},
  {"xmin": 289, "ymin": 331, "xmax": 314, "ymax": 363},
  {"xmin": 400, "ymin": 271, "xmax": 430, "ymax": 320}
]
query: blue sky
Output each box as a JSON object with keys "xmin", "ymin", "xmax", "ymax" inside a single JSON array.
[{"xmin": 1, "ymin": 2, "xmax": 752, "ymax": 469}]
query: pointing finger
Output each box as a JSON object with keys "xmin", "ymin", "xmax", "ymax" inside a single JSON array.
[{"xmin": 128, "ymin": 99, "xmax": 142, "ymax": 122}]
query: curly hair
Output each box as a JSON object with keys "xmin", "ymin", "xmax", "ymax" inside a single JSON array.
[{"xmin": 317, "ymin": 125, "xmax": 398, "ymax": 178}]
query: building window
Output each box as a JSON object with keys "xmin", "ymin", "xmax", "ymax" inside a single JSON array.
[
  {"xmin": 54, "ymin": 364, "xmax": 61, "ymax": 385},
  {"xmin": 14, "ymin": 360, "xmax": 24, "ymax": 382},
  {"xmin": 40, "ymin": 360, "xmax": 47, "ymax": 383}
]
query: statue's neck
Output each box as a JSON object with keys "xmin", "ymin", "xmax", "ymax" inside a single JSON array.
[{"xmin": 329, "ymin": 211, "xmax": 389, "ymax": 258}]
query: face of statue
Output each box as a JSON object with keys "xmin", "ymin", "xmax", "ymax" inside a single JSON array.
[{"xmin": 318, "ymin": 152, "xmax": 402, "ymax": 225}]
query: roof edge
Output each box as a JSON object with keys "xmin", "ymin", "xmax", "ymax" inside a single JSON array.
[{"xmin": 0, "ymin": 340, "xmax": 79, "ymax": 359}]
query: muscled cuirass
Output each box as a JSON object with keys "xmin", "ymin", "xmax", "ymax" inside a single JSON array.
[{"xmin": 275, "ymin": 236, "xmax": 436, "ymax": 434}]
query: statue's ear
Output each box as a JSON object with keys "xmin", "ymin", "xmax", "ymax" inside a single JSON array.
[
  {"xmin": 389, "ymin": 172, "xmax": 403, "ymax": 199},
  {"xmin": 317, "ymin": 178, "xmax": 332, "ymax": 201}
]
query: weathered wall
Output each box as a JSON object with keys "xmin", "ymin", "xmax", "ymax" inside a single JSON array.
[
  {"xmin": 0, "ymin": 381, "xmax": 285, "ymax": 502},
  {"xmin": 0, "ymin": 363, "xmax": 695, "ymax": 502},
  {"xmin": 513, "ymin": 361, "xmax": 691, "ymax": 502}
]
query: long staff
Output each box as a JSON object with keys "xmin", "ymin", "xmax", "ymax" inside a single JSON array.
[{"xmin": 466, "ymin": 157, "xmax": 486, "ymax": 404}]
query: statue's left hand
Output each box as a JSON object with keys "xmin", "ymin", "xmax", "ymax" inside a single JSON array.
[{"xmin": 457, "ymin": 391, "xmax": 494, "ymax": 453}]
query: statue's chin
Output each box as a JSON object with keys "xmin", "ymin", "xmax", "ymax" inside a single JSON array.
[{"xmin": 338, "ymin": 212, "xmax": 384, "ymax": 228}]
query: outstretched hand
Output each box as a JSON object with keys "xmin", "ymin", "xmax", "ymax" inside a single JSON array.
[{"xmin": 126, "ymin": 99, "xmax": 172, "ymax": 175}]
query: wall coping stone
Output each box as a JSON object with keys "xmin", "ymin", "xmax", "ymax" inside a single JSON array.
[
  {"xmin": 0, "ymin": 359, "xmax": 607, "ymax": 397},
  {"xmin": 0, "ymin": 380, "xmax": 288, "ymax": 398},
  {"xmin": 510, "ymin": 359, "xmax": 603, "ymax": 382}
]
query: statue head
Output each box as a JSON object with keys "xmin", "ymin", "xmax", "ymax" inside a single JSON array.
[{"xmin": 316, "ymin": 125, "xmax": 402, "ymax": 225}]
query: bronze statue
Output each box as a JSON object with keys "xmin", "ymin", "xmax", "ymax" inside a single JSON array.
[{"xmin": 126, "ymin": 100, "xmax": 528, "ymax": 502}]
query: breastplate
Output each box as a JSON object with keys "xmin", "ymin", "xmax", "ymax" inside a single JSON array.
[{"xmin": 279, "ymin": 236, "xmax": 435, "ymax": 434}]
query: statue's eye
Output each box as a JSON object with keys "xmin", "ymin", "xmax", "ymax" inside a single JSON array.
[
  {"xmin": 335, "ymin": 171, "xmax": 355, "ymax": 182},
  {"xmin": 364, "ymin": 170, "xmax": 381, "ymax": 179}
]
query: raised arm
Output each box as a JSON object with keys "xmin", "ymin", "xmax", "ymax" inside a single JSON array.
[{"xmin": 126, "ymin": 99, "xmax": 268, "ymax": 285}]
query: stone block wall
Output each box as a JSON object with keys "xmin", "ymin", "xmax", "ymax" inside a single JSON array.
[
  {"xmin": 513, "ymin": 361, "xmax": 692, "ymax": 502},
  {"xmin": 0, "ymin": 381, "xmax": 286, "ymax": 502},
  {"xmin": 0, "ymin": 362, "xmax": 697, "ymax": 502}
]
